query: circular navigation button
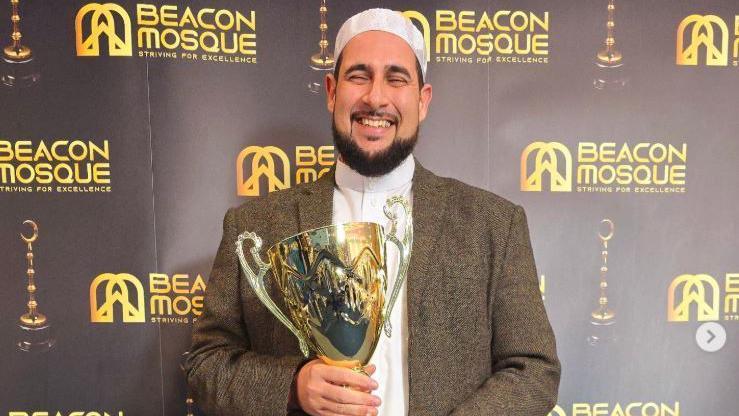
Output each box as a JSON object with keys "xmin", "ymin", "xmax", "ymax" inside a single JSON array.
[{"xmin": 696, "ymin": 322, "xmax": 726, "ymax": 352}]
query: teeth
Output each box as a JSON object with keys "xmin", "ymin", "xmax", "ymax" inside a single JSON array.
[{"xmin": 359, "ymin": 118, "xmax": 391, "ymax": 128}]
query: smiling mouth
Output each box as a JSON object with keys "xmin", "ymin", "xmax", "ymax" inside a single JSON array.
[
  {"xmin": 352, "ymin": 111, "xmax": 398, "ymax": 129},
  {"xmin": 357, "ymin": 118, "xmax": 393, "ymax": 128}
]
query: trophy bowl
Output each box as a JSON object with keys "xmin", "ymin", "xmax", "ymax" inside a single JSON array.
[{"xmin": 236, "ymin": 196, "xmax": 411, "ymax": 372}]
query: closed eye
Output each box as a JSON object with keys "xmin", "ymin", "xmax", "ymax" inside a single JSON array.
[{"xmin": 388, "ymin": 77, "xmax": 409, "ymax": 86}]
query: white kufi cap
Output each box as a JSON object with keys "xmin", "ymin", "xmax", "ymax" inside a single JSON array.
[{"xmin": 334, "ymin": 8, "xmax": 427, "ymax": 79}]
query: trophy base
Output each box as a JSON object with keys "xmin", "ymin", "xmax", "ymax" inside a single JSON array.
[
  {"xmin": 310, "ymin": 52, "xmax": 335, "ymax": 71},
  {"xmin": 2, "ymin": 56, "xmax": 41, "ymax": 88},
  {"xmin": 17, "ymin": 322, "xmax": 56, "ymax": 352},
  {"xmin": 587, "ymin": 320, "xmax": 616, "ymax": 346},
  {"xmin": 593, "ymin": 61, "xmax": 627, "ymax": 91}
]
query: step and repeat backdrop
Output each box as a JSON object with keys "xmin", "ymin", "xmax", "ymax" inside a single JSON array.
[{"xmin": 0, "ymin": 0, "xmax": 737, "ymax": 415}]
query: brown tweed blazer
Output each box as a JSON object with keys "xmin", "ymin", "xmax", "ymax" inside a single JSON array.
[{"xmin": 186, "ymin": 160, "xmax": 560, "ymax": 415}]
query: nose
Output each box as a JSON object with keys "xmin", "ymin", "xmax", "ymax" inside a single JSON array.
[{"xmin": 362, "ymin": 76, "xmax": 389, "ymax": 109}]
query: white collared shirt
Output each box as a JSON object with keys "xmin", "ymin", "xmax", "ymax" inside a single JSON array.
[{"xmin": 332, "ymin": 155, "xmax": 414, "ymax": 416}]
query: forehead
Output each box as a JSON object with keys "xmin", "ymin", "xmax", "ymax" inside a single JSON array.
[{"xmin": 339, "ymin": 31, "xmax": 418, "ymax": 72}]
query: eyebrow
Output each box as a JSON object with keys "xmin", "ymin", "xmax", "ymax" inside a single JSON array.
[
  {"xmin": 386, "ymin": 65, "xmax": 412, "ymax": 79},
  {"xmin": 344, "ymin": 63, "xmax": 370, "ymax": 75},
  {"xmin": 343, "ymin": 63, "xmax": 413, "ymax": 79}
]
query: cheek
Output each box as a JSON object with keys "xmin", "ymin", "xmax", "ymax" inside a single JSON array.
[
  {"xmin": 395, "ymin": 97, "xmax": 420, "ymax": 123},
  {"xmin": 334, "ymin": 87, "xmax": 364, "ymax": 112}
]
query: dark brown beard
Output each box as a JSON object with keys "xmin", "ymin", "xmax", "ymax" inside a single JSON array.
[{"xmin": 331, "ymin": 118, "xmax": 418, "ymax": 177}]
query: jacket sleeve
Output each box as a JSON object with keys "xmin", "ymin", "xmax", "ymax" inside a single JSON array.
[
  {"xmin": 451, "ymin": 205, "xmax": 561, "ymax": 416},
  {"xmin": 185, "ymin": 207, "xmax": 304, "ymax": 416}
]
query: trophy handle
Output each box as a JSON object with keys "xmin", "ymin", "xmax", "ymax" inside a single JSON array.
[
  {"xmin": 236, "ymin": 231, "xmax": 310, "ymax": 357},
  {"xmin": 382, "ymin": 196, "xmax": 413, "ymax": 337}
]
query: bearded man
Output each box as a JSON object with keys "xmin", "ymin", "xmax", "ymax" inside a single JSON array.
[{"xmin": 187, "ymin": 8, "xmax": 560, "ymax": 416}]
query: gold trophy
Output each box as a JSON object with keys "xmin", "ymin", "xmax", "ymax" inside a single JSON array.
[
  {"xmin": 236, "ymin": 196, "xmax": 411, "ymax": 373},
  {"xmin": 593, "ymin": 0, "xmax": 627, "ymax": 90},
  {"xmin": 307, "ymin": 0, "xmax": 334, "ymax": 94},
  {"xmin": 2, "ymin": 0, "xmax": 40, "ymax": 87},
  {"xmin": 588, "ymin": 218, "xmax": 615, "ymax": 346},
  {"xmin": 17, "ymin": 220, "xmax": 55, "ymax": 352}
]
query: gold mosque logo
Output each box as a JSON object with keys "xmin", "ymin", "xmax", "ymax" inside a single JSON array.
[
  {"xmin": 399, "ymin": 9, "xmax": 550, "ymax": 64},
  {"xmin": 236, "ymin": 145, "xmax": 335, "ymax": 197},
  {"xmin": 520, "ymin": 141, "xmax": 572, "ymax": 192},
  {"xmin": 547, "ymin": 405, "xmax": 566, "ymax": 416},
  {"xmin": 236, "ymin": 146, "xmax": 291, "ymax": 197},
  {"xmin": 75, "ymin": 3, "xmax": 133, "ymax": 57},
  {"xmin": 90, "ymin": 273, "xmax": 145, "ymax": 323},
  {"xmin": 676, "ymin": 14, "xmax": 729, "ymax": 66},
  {"xmin": 667, "ymin": 274, "xmax": 720, "ymax": 322}
]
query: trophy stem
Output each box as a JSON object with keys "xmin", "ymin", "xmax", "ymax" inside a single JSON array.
[
  {"xmin": 4, "ymin": 0, "xmax": 32, "ymax": 63},
  {"xmin": 20, "ymin": 220, "xmax": 46, "ymax": 327},
  {"xmin": 596, "ymin": 0, "xmax": 621, "ymax": 67},
  {"xmin": 319, "ymin": 355, "xmax": 369, "ymax": 381},
  {"xmin": 310, "ymin": 0, "xmax": 334, "ymax": 70},
  {"xmin": 593, "ymin": 0, "xmax": 627, "ymax": 90},
  {"xmin": 319, "ymin": 354, "xmax": 364, "ymax": 372},
  {"xmin": 591, "ymin": 219, "xmax": 615, "ymax": 323},
  {"xmin": 588, "ymin": 219, "xmax": 615, "ymax": 346},
  {"xmin": 17, "ymin": 220, "xmax": 55, "ymax": 352}
]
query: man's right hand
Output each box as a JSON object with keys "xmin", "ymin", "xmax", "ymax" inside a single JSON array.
[{"xmin": 296, "ymin": 359, "xmax": 381, "ymax": 416}]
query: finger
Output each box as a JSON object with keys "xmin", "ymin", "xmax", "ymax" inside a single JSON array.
[
  {"xmin": 323, "ymin": 366, "xmax": 378, "ymax": 391},
  {"xmin": 321, "ymin": 382, "xmax": 381, "ymax": 407},
  {"xmin": 364, "ymin": 364, "xmax": 376, "ymax": 376}
]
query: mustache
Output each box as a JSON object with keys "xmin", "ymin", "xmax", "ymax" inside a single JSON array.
[{"xmin": 350, "ymin": 109, "xmax": 399, "ymax": 124}]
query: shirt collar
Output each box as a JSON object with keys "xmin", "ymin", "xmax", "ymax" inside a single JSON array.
[{"xmin": 335, "ymin": 155, "xmax": 415, "ymax": 193}]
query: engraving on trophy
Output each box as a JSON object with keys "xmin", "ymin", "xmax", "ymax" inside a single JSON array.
[
  {"xmin": 2, "ymin": 0, "xmax": 40, "ymax": 87},
  {"xmin": 593, "ymin": 0, "xmax": 627, "ymax": 90},
  {"xmin": 236, "ymin": 196, "xmax": 412, "ymax": 373},
  {"xmin": 307, "ymin": 0, "xmax": 335, "ymax": 93},
  {"xmin": 17, "ymin": 220, "xmax": 55, "ymax": 352},
  {"xmin": 588, "ymin": 218, "xmax": 615, "ymax": 346}
]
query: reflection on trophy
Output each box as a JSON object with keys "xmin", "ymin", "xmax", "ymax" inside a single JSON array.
[
  {"xmin": 588, "ymin": 219, "xmax": 615, "ymax": 346},
  {"xmin": 236, "ymin": 196, "xmax": 411, "ymax": 372},
  {"xmin": 2, "ymin": 0, "xmax": 40, "ymax": 87},
  {"xmin": 593, "ymin": 0, "xmax": 627, "ymax": 90},
  {"xmin": 307, "ymin": 0, "xmax": 334, "ymax": 94},
  {"xmin": 17, "ymin": 220, "xmax": 55, "ymax": 352}
]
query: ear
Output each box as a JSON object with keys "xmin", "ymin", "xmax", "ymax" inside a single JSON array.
[
  {"xmin": 418, "ymin": 83, "xmax": 433, "ymax": 122},
  {"xmin": 326, "ymin": 73, "xmax": 337, "ymax": 113}
]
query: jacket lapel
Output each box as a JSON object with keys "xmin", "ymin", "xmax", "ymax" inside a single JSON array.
[{"xmin": 407, "ymin": 160, "xmax": 449, "ymax": 409}]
